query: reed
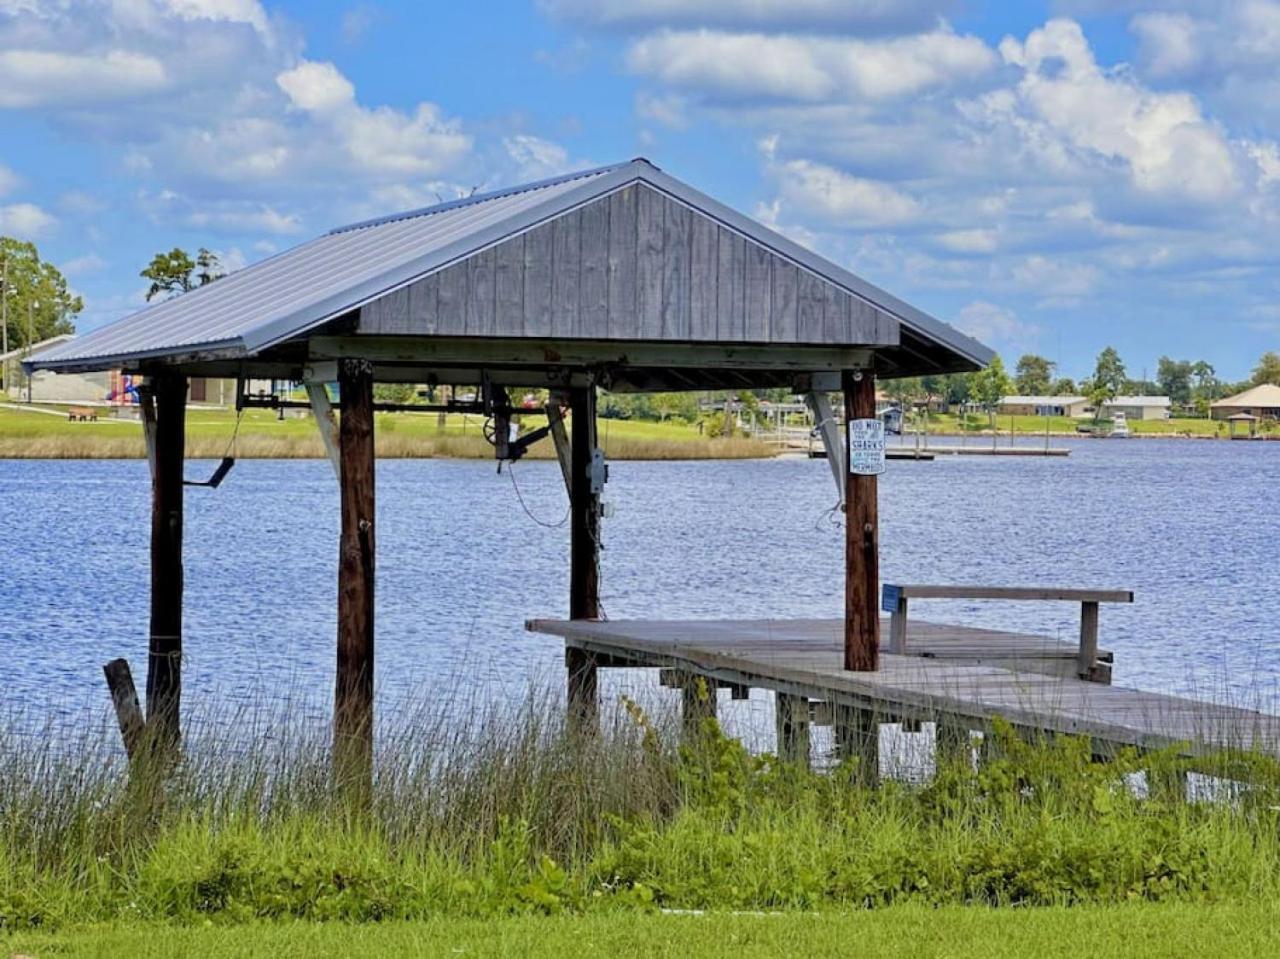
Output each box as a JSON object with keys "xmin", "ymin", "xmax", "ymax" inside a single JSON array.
[
  {"xmin": 0, "ymin": 432, "xmax": 771, "ymax": 460},
  {"xmin": 2, "ymin": 690, "xmax": 1279, "ymax": 930}
]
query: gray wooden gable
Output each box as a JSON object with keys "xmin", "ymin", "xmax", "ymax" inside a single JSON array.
[{"xmin": 358, "ymin": 183, "xmax": 899, "ymax": 347}]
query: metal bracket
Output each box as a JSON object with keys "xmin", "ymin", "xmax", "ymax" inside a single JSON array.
[{"xmin": 589, "ymin": 448, "xmax": 608, "ymax": 495}]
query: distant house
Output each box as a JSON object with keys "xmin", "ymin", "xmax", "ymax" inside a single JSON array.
[
  {"xmin": 998, "ymin": 395, "xmax": 1089, "ymax": 417},
  {"xmin": 5, "ymin": 334, "xmax": 229, "ymax": 406},
  {"xmin": 1211, "ymin": 384, "xmax": 1280, "ymax": 421},
  {"xmin": 1102, "ymin": 396, "xmax": 1171, "ymax": 421},
  {"xmin": 2, "ymin": 335, "xmax": 119, "ymax": 404}
]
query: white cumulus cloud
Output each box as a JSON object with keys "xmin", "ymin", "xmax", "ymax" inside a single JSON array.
[
  {"xmin": 542, "ymin": 0, "xmax": 953, "ymax": 31},
  {"xmin": 0, "ymin": 202, "xmax": 56, "ymax": 238},
  {"xmin": 628, "ymin": 28, "xmax": 996, "ymax": 103}
]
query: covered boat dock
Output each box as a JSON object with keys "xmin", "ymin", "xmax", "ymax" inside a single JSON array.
[{"xmin": 31, "ymin": 157, "xmax": 1268, "ymax": 786}]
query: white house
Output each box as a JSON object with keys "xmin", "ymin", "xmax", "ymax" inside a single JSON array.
[
  {"xmin": 998, "ymin": 395, "xmax": 1090, "ymax": 417},
  {"xmin": 1102, "ymin": 396, "xmax": 1171, "ymax": 421}
]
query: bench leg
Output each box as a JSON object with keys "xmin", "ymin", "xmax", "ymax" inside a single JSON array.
[{"xmin": 1077, "ymin": 600, "xmax": 1099, "ymax": 680}]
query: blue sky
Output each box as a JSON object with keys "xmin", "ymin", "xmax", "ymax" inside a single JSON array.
[{"xmin": 1, "ymin": 1, "xmax": 1277, "ymax": 383}]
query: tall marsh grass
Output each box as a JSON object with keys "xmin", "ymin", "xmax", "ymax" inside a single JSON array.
[
  {"xmin": 0, "ymin": 432, "xmax": 772, "ymax": 460},
  {"xmin": 2, "ymin": 693, "xmax": 1280, "ymax": 929}
]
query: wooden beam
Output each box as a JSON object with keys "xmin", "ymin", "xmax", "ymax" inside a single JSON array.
[
  {"xmin": 885, "ymin": 584, "xmax": 1133, "ymax": 604},
  {"xmin": 147, "ymin": 371, "xmax": 186, "ymax": 748},
  {"xmin": 545, "ymin": 398, "xmax": 573, "ymax": 495},
  {"xmin": 804, "ymin": 388, "xmax": 844, "ymax": 505},
  {"xmin": 843, "ymin": 369, "xmax": 880, "ymax": 672},
  {"xmin": 566, "ymin": 384, "xmax": 600, "ymax": 730},
  {"xmin": 335, "ymin": 358, "xmax": 376, "ymax": 791},
  {"xmin": 309, "ymin": 335, "xmax": 874, "ymax": 373},
  {"xmin": 569, "ymin": 385, "xmax": 600, "ymax": 619},
  {"xmin": 304, "ymin": 381, "xmax": 341, "ymax": 480}
]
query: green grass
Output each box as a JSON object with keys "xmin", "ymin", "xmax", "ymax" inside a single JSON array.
[
  {"xmin": 9, "ymin": 903, "xmax": 1280, "ymax": 958},
  {"xmin": 3, "ymin": 688, "xmax": 1280, "ymax": 937},
  {"xmin": 0, "ymin": 405, "xmax": 771, "ymax": 459},
  {"xmin": 916, "ymin": 412, "xmax": 1233, "ymax": 437}
]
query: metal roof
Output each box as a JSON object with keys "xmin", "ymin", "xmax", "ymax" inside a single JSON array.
[
  {"xmin": 1103, "ymin": 395, "xmax": 1171, "ymax": 407},
  {"xmin": 1000, "ymin": 395, "xmax": 1087, "ymax": 405},
  {"xmin": 1212, "ymin": 383, "xmax": 1280, "ymax": 408},
  {"xmin": 29, "ymin": 158, "xmax": 992, "ymax": 374}
]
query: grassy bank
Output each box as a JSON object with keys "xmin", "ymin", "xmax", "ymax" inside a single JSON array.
[
  {"xmin": 912, "ymin": 412, "xmax": 1255, "ymax": 437},
  {"xmin": 10, "ymin": 904, "xmax": 1280, "ymax": 958},
  {"xmin": 0, "ymin": 405, "xmax": 771, "ymax": 459},
  {"xmin": 2, "ymin": 692, "xmax": 1280, "ymax": 937}
]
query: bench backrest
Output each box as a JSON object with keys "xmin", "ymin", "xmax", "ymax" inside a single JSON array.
[{"xmin": 882, "ymin": 584, "xmax": 1133, "ymax": 612}]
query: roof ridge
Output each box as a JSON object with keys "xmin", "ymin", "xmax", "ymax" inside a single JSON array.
[{"xmin": 328, "ymin": 158, "xmax": 653, "ymax": 236}]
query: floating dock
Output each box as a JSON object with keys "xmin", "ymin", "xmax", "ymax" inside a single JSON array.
[{"xmin": 529, "ymin": 617, "xmax": 1280, "ymax": 764}]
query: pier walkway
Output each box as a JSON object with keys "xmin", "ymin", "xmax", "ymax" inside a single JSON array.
[{"xmin": 528, "ymin": 618, "xmax": 1280, "ymax": 762}]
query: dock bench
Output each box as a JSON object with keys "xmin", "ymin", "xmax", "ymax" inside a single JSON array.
[
  {"xmin": 67, "ymin": 406, "xmax": 99, "ymax": 422},
  {"xmin": 881, "ymin": 584, "xmax": 1133, "ymax": 682}
]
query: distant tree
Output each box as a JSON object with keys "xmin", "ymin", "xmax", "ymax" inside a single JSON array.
[
  {"xmin": 141, "ymin": 247, "xmax": 225, "ymax": 301},
  {"xmin": 1126, "ymin": 378, "xmax": 1161, "ymax": 395},
  {"xmin": 0, "ymin": 236, "xmax": 81, "ymax": 352},
  {"xmin": 883, "ymin": 376, "xmax": 921, "ymax": 408},
  {"xmin": 1156, "ymin": 357, "xmax": 1193, "ymax": 406},
  {"xmin": 1190, "ymin": 361, "xmax": 1218, "ymax": 402},
  {"xmin": 1050, "ymin": 376, "xmax": 1077, "ymax": 395},
  {"xmin": 1252, "ymin": 351, "xmax": 1280, "ymax": 387},
  {"xmin": 970, "ymin": 354, "xmax": 1013, "ymax": 431},
  {"xmin": 941, "ymin": 373, "xmax": 972, "ymax": 407},
  {"xmin": 1091, "ymin": 347, "xmax": 1127, "ymax": 407},
  {"xmin": 1014, "ymin": 353, "xmax": 1055, "ymax": 395}
]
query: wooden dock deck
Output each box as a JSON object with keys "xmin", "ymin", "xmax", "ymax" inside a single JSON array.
[{"xmin": 528, "ymin": 618, "xmax": 1280, "ymax": 761}]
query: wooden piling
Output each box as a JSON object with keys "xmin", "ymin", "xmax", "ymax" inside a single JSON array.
[
  {"xmin": 567, "ymin": 385, "xmax": 600, "ymax": 729},
  {"xmin": 103, "ymin": 658, "xmax": 145, "ymax": 760},
  {"xmin": 680, "ymin": 672, "xmax": 716, "ymax": 741},
  {"xmin": 834, "ymin": 703, "xmax": 879, "ymax": 784},
  {"xmin": 335, "ymin": 358, "xmax": 376, "ymax": 791},
  {"xmin": 775, "ymin": 692, "xmax": 810, "ymax": 767},
  {"xmin": 146, "ymin": 371, "xmax": 186, "ymax": 749},
  {"xmin": 935, "ymin": 718, "xmax": 972, "ymax": 768},
  {"xmin": 843, "ymin": 370, "xmax": 880, "ymax": 671}
]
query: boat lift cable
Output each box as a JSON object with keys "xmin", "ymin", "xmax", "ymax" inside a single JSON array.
[
  {"xmin": 184, "ymin": 406, "xmax": 243, "ymax": 489},
  {"xmin": 506, "ymin": 460, "xmax": 570, "ymax": 530}
]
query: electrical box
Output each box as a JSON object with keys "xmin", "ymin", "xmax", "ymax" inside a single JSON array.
[{"xmin": 589, "ymin": 448, "xmax": 608, "ymax": 495}]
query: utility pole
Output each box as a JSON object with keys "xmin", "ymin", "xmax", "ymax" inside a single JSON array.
[
  {"xmin": 25, "ymin": 298, "xmax": 34, "ymax": 403},
  {"xmin": 1, "ymin": 252, "xmax": 8, "ymax": 395}
]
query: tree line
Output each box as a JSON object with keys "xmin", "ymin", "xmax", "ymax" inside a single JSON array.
[{"xmin": 883, "ymin": 346, "xmax": 1280, "ymax": 419}]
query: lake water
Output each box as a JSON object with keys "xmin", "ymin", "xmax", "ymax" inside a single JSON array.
[{"xmin": 1, "ymin": 438, "xmax": 1276, "ymax": 737}]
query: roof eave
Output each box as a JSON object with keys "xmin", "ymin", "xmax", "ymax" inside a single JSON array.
[{"xmin": 25, "ymin": 338, "xmax": 248, "ymax": 375}]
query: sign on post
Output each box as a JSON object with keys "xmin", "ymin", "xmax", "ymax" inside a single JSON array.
[{"xmin": 848, "ymin": 418, "xmax": 885, "ymax": 475}]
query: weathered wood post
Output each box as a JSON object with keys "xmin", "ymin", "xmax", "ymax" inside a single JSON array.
[
  {"xmin": 843, "ymin": 369, "xmax": 880, "ymax": 671},
  {"xmin": 566, "ymin": 384, "xmax": 601, "ymax": 729},
  {"xmin": 775, "ymin": 692, "xmax": 810, "ymax": 767},
  {"xmin": 147, "ymin": 370, "xmax": 186, "ymax": 749},
  {"xmin": 335, "ymin": 358, "xmax": 376, "ymax": 792}
]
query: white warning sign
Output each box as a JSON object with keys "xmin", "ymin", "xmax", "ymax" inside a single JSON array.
[{"xmin": 848, "ymin": 418, "xmax": 886, "ymax": 475}]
